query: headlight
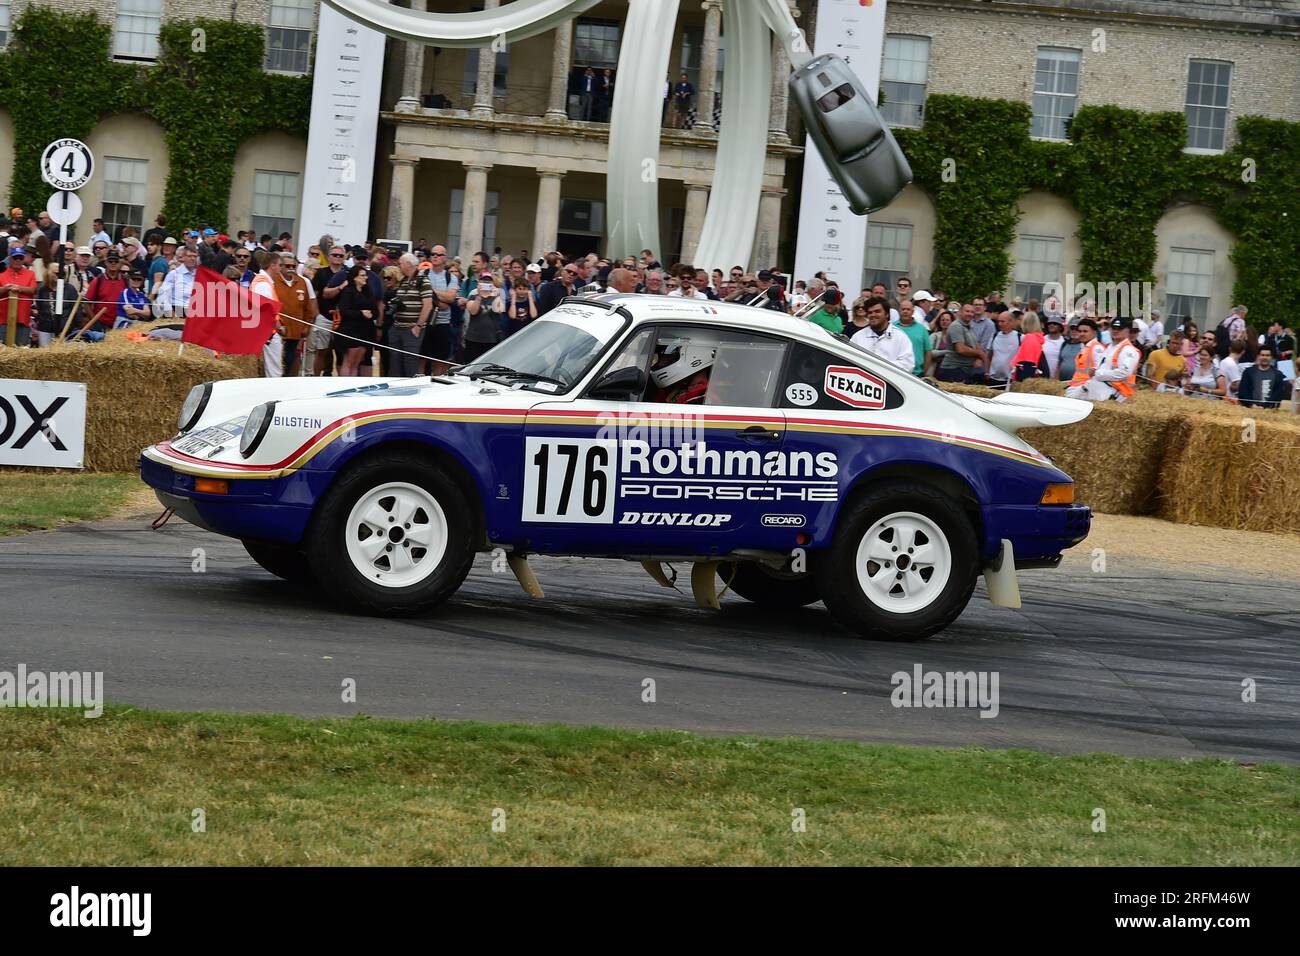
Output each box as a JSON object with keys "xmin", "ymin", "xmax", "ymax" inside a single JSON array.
[
  {"xmin": 177, "ymin": 383, "xmax": 212, "ymax": 433},
  {"xmin": 239, "ymin": 401, "xmax": 276, "ymax": 458}
]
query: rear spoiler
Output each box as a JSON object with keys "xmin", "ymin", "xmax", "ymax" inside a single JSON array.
[{"xmin": 952, "ymin": 391, "xmax": 1093, "ymax": 432}]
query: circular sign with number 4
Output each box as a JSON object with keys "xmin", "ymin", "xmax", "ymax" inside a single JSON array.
[{"xmin": 40, "ymin": 139, "xmax": 95, "ymax": 191}]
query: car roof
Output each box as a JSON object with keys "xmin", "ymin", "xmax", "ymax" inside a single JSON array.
[{"xmin": 579, "ymin": 292, "xmax": 841, "ymax": 346}]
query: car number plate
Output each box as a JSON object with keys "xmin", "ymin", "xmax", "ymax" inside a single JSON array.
[{"xmin": 174, "ymin": 426, "xmax": 235, "ymax": 456}]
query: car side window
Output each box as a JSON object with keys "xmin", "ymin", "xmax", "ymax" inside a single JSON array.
[
  {"xmin": 780, "ymin": 342, "xmax": 904, "ymax": 411},
  {"xmin": 644, "ymin": 326, "xmax": 789, "ymax": 407},
  {"xmin": 600, "ymin": 328, "xmax": 655, "ymax": 380}
]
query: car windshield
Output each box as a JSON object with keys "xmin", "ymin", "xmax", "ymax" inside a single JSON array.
[{"xmin": 455, "ymin": 303, "xmax": 628, "ymax": 391}]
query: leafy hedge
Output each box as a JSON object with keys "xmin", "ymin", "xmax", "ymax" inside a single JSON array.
[
  {"xmin": 0, "ymin": 6, "xmax": 310, "ymax": 231},
  {"xmin": 893, "ymin": 96, "xmax": 1299, "ymax": 327}
]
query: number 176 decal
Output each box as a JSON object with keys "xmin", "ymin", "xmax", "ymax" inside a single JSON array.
[{"xmin": 522, "ymin": 437, "xmax": 618, "ymax": 524}]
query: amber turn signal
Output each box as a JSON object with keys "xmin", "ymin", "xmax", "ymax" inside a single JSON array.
[
  {"xmin": 194, "ymin": 478, "xmax": 230, "ymax": 495},
  {"xmin": 1040, "ymin": 483, "xmax": 1074, "ymax": 505}
]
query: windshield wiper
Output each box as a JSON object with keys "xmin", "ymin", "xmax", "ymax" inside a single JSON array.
[{"xmin": 458, "ymin": 364, "xmax": 563, "ymax": 387}]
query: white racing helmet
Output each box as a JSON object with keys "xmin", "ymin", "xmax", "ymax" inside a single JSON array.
[{"xmin": 650, "ymin": 333, "xmax": 719, "ymax": 388}]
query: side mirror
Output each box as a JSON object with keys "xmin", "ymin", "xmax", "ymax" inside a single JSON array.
[{"xmin": 588, "ymin": 366, "xmax": 647, "ymax": 402}]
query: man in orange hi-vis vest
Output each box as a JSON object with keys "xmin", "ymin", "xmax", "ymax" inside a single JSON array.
[
  {"xmin": 1069, "ymin": 317, "xmax": 1141, "ymax": 401},
  {"xmin": 1065, "ymin": 318, "xmax": 1107, "ymax": 399}
]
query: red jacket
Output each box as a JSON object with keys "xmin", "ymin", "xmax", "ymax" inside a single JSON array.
[{"xmin": 86, "ymin": 273, "xmax": 128, "ymax": 328}]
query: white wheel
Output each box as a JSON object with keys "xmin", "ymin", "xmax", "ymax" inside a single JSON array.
[
  {"xmin": 344, "ymin": 481, "xmax": 449, "ymax": 588},
  {"xmin": 853, "ymin": 511, "xmax": 952, "ymax": 614}
]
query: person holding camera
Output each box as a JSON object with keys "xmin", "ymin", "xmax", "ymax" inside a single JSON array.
[{"xmin": 463, "ymin": 270, "xmax": 504, "ymax": 362}]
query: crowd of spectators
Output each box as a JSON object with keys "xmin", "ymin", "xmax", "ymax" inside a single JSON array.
[{"xmin": 0, "ymin": 202, "xmax": 1293, "ymax": 407}]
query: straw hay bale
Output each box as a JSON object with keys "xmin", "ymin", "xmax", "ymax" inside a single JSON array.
[
  {"xmin": 937, "ymin": 379, "xmax": 1300, "ymax": 530},
  {"xmin": 0, "ymin": 339, "xmax": 258, "ymax": 472}
]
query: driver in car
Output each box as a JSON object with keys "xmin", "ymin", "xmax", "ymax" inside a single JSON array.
[{"xmin": 650, "ymin": 334, "xmax": 717, "ymax": 404}]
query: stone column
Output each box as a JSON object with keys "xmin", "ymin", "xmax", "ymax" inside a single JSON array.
[
  {"xmin": 694, "ymin": 0, "xmax": 723, "ymax": 134},
  {"xmin": 471, "ymin": 0, "xmax": 501, "ymax": 120},
  {"xmin": 460, "ymin": 163, "xmax": 493, "ymax": 260},
  {"xmin": 532, "ymin": 169, "xmax": 565, "ymax": 259},
  {"xmin": 386, "ymin": 156, "xmax": 419, "ymax": 240},
  {"xmin": 768, "ymin": 2, "xmax": 795, "ymax": 143},
  {"xmin": 752, "ymin": 187, "xmax": 785, "ymax": 271},
  {"xmin": 544, "ymin": 18, "xmax": 574, "ymax": 124},
  {"xmin": 394, "ymin": 0, "xmax": 428, "ymax": 113},
  {"xmin": 680, "ymin": 183, "xmax": 710, "ymax": 264}
]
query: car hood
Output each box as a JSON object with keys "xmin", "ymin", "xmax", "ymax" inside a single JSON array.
[{"xmin": 151, "ymin": 375, "xmax": 544, "ymax": 474}]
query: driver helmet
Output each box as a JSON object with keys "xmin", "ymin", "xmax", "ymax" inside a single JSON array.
[{"xmin": 650, "ymin": 333, "xmax": 719, "ymax": 388}]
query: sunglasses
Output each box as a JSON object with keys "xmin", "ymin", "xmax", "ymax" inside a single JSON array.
[
  {"xmin": 329, "ymin": 253, "xmax": 344, "ymax": 258},
  {"xmin": 432, "ymin": 251, "xmax": 447, "ymax": 257}
]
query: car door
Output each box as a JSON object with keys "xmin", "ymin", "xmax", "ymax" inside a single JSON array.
[
  {"xmin": 775, "ymin": 341, "xmax": 911, "ymax": 547},
  {"xmin": 519, "ymin": 324, "xmax": 796, "ymax": 556}
]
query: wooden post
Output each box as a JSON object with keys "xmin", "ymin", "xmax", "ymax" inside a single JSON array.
[
  {"xmin": 57, "ymin": 287, "xmax": 88, "ymax": 343},
  {"xmin": 4, "ymin": 291, "xmax": 16, "ymax": 347}
]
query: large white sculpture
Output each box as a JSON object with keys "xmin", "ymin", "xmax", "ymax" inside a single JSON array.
[{"xmin": 325, "ymin": 0, "xmax": 812, "ymax": 271}]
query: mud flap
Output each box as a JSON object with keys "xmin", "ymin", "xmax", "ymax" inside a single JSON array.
[
  {"xmin": 691, "ymin": 561, "xmax": 722, "ymax": 610},
  {"xmin": 641, "ymin": 561, "xmax": 677, "ymax": 589},
  {"xmin": 508, "ymin": 555, "xmax": 544, "ymax": 599},
  {"xmin": 983, "ymin": 538, "xmax": 1021, "ymax": 609}
]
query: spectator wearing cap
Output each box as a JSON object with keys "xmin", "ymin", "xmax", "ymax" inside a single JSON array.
[
  {"xmin": 910, "ymin": 289, "xmax": 937, "ymax": 326},
  {"xmin": 1041, "ymin": 315, "xmax": 1067, "ymax": 379},
  {"xmin": 116, "ymin": 272, "xmax": 152, "ymax": 328},
  {"xmin": 1071, "ymin": 317, "xmax": 1140, "ymax": 402},
  {"xmin": 0, "ymin": 246, "xmax": 38, "ymax": 346},
  {"xmin": 121, "ymin": 236, "xmax": 147, "ymax": 274},
  {"xmin": 148, "ymin": 237, "xmax": 177, "ymax": 297},
  {"xmin": 82, "ymin": 251, "xmax": 130, "ymax": 336},
  {"xmin": 755, "ymin": 270, "xmax": 786, "ymax": 311},
  {"xmin": 893, "ymin": 297, "xmax": 931, "ymax": 377},
  {"xmin": 1237, "ymin": 345, "xmax": 1292, "ymax": 409},
  {"xmin": 197, "ymin": 228, "xmax": 221, "ymax": 268},
  {"xmin": 90, "ymin": 219, "xmax": 111, "ymax": 247}
]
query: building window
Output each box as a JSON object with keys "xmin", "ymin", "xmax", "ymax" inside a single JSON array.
[
  {"xmin": 1165, "ymin": 247, "xmax": 1214, "ymax": 324},
  {"xmin": 462, "ymin": 47, "xmax": 510, "ymax": 98},
  {"xmin": 1185, "ymin": 59, "xmax": 1232, "ymax": 152},
  {"xmin": 266, "ymin": 0, "xmax": 313, "ymax": 75},
  {"xmin": 1031, "ymin": 47, "xmax": 1080, "ymax": 141},
  {"xmin": 447, "ymin": 188, "xmax": 500, "ymax": 257},
  {"xmin": 251, "ymin": 169, "xmax": 300, "ymax": 239},
  {"xmin": 113, "ymin": 0, "xmax": 163, "ymax": 62},
  {"xmin": 864, "ymin": 222, "xmax": 912, "ymax": 291},
  {"xmin": 881, "ymin": 35, "xmax": 929, "ymax": 129},
  {"xmin": 1013, "ymin": 235, "xmax": 1063, "ymax": 303},
  {"xmin": 574, "ymin": 19, "xmax": 621, "ymax": 69},
  {"xmin": 100, "ymin": 157, "xmax": 148, "ymax": 242},
  {"xmin": 0, "ymin": 1, "xmax": 11, "ymax": 49}
]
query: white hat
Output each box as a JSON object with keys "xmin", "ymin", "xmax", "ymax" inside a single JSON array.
[{"xmin": 911, "ymin": 290, "xmax": 936, "ymax": 303}]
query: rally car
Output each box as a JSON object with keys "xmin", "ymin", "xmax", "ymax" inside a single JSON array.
[{"xmin": 140, "ymin": 294, "xmax": 1092, "ymax": 642}]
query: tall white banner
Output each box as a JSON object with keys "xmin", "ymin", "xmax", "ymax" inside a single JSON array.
[
  {"xmin": 297, "ymin": 4, "xmax": 388, "ymax": 251},
  {"xmin": 792, "ymin": 0, "xmax": 888, "ymax": 290}
]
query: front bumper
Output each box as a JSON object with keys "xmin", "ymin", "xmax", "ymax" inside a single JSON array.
[
  {"xmin": 981, "ymin": 502, "xmax": 1091, "ymax": 564},
  {"xmin": 140, "ymin": 450, "xmax": 320, "ymax": 544}
]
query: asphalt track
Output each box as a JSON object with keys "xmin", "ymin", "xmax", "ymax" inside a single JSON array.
[{"xmin": 1, "ymin": 509, "xmax": 1297, "ymax": 765}]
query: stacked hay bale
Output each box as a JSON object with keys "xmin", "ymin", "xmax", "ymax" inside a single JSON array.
[
  {"xmin": 0, "ymin": 337, "xmax": 258, "ymax": 472},
  {"xmin": 937, "ymin": 379, "xmax": 1300, "ymax": 532}
]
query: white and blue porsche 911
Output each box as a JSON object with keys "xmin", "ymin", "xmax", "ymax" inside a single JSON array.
[{"xmin": 141, "ymin": 294, "xmax": 1092, "ymax": 641}]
